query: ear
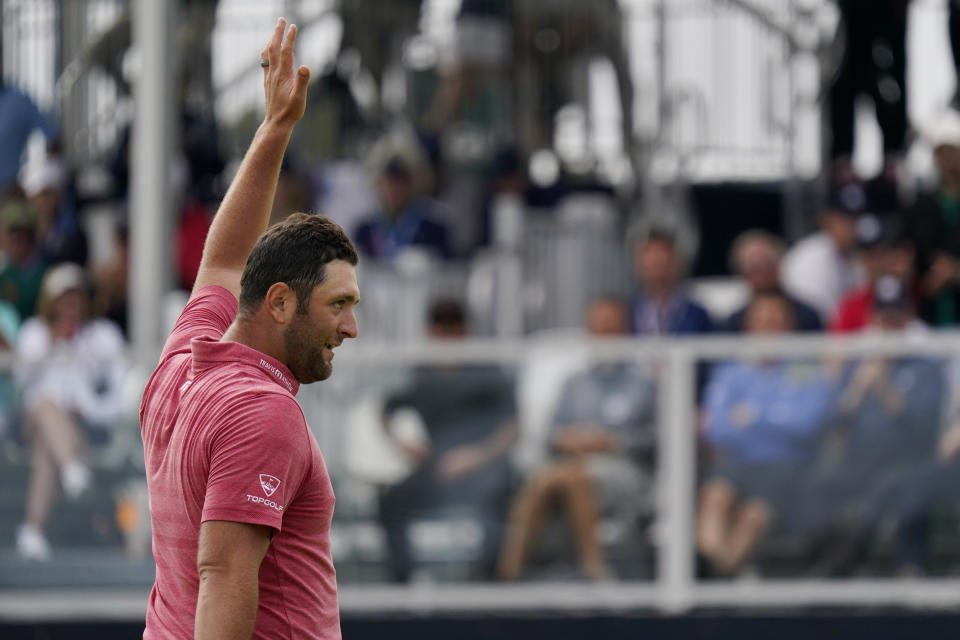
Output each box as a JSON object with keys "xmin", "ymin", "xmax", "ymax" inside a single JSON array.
[{"xmin": 263, "ymin": 282, "xmax": 297, "ymax": 325}]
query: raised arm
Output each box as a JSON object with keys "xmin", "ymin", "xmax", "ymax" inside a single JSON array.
[{"xmin": 192, "ymin": 18, "xmax": 310, "ymax": 298}]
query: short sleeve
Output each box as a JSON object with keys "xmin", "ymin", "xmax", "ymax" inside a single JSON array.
[
  {"xmin": 201, "ymin": 395, "xmax": 312, "ymax": 533},
  {"xmin": 160, "ymin": 286, "xmax": 237, "ymax": 363}
]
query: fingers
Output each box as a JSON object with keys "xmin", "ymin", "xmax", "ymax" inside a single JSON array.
[
  {"xmin": 280, "ymin": 23, "xmax": 297, "ymax": 70},
  {"xmin": 264, "ymin": 17, "xmax": 286, "ymax": 69}
]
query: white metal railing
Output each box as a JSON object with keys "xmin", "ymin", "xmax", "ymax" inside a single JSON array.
[{"xmin": 4, "ymin": 332, "xmax": 960, "ymax": 618}]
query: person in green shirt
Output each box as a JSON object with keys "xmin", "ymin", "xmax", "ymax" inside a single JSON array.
[{"xmin": 0, "ymin": 200, "xmax": 49, "ymax": 320}]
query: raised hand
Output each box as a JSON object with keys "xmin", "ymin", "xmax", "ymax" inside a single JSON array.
[{"xmin": 260, "ymin": 18, "xmax": 310, "ymax": 128}]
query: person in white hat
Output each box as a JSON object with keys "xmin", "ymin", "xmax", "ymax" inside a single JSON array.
[{"xmin": 14, "ymin": 263, "xmax": 128, "ymax": 561}]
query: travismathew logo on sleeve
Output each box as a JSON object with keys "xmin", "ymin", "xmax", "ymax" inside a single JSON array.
[{"xmin": 245, "ymin": 473, "xmax": 284, "ymax": 512}]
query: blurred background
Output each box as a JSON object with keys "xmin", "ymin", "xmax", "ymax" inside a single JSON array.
[{"xmin": 5, "ymin": 0, "xmax": 960, "ymax": 637}]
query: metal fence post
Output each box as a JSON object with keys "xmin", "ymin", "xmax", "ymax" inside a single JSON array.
[{"xmin": 657, "ymin": 342, "xmax": 696, "ymax": 612}]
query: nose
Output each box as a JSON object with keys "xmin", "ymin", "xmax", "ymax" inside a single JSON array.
[{"xmin": 340, "ymin": 307, "xmax": 359, "ymax": 339}]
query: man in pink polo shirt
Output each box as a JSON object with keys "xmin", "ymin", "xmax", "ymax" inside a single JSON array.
[{"xmin": 139, "ymin": 19, "xmax": 360, "ymax": 639}]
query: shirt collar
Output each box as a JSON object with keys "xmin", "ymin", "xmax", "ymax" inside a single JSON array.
[{"xmin": 190, "ymin": 337, "xmax": 300, "ymax": 395}]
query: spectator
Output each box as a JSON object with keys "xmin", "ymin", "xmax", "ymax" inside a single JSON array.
[
  {"xmin": 720, "ymin": 229, "xmax": 823, "ymax": 333},
  {"xmin": 907, "ymin": 109, "xmax": 960, "ymax": 326},
  {"xmin": 697, "ymin": 290, "xmax": 840, "ymax": 575},
  {"xmin": 828, "ymin": 0, "xmax": 910, "ymax": 187},
  {"xmin": 781, "ymin": 185, "xmax": 864, "ymax": 320},
  {"xmin": 831, "ymin": 215, "xmax": 916, "ymax": 332},
  {"xmin": 0, "ymin": 76, "xmax": 58, "ymax": 196},
  {"xmin": 354, "ymin": 154, "xmax": 451, "ymax": 261},
  {"xmin": 377, "ymin": 298, "xmax": 517, "ymax": 582},
  {"xmin": 0, "ymin": 200, "xmax": 48, "ymax": 319},
  {"xmin": 14, "ymin": 264, "xmax": 129, "ymax": 561},
  {"xmin": 497, "ymin": 296, "xmax": 656, "ymax": 581},
  {"xmin": 630, "ymin": 229, "xmax": 712, "ymax": 335},
  {"xmin": 808, "ymin": 276, "xmax": 942, "ymax": 575},
  {"xmin": 21, "ymin": 158, "xmax": 88, "ymax": 266},
  {"xmin": 91, "ymin": 221, "xmax": 129, "ymax": 336}
]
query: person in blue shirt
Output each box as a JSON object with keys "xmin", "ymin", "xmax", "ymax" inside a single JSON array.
[
  {"xmin": 0, "ymin": 80, "xmax": 58, "ymax": 195},
  {"xmin": 353, "ymin": 155, "xmax": 451, "ymax": 261},
  {"xmin": 630, "ymin": 229, "xmax": 713, "ymax": 336},
  {"xmin": 697, "ymin": 289, "xmax": 840, "ymax": 575}
]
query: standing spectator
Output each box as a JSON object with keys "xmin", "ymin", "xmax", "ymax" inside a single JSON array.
[
  {"xmin": 354, "ymin": 154, "xmax": 451, "ymax": 261},
  {"xmin": 720, "ymin": 230, "xmax": 823, "ymax": 333},
  {"xmin": 830, "ymin": 215, "xmax": 916, "ymax": 332},
  {"xmin": 908, "ymin": 110, "xmax": 960, "ymax": 326},
  {"xmin": 21, "ymin": 158, "xmax": 88, "ymax": 266},
  {"xmin": 697, "ymin": 290, "xmax": 840, "ymax": 575},
  {"xmin": 781, "ymin": 185, "xmax": 864, "ymax": 320},
  {"xmin": 828, "ymin": 0, "xmax": 910, "ymax": 186},
  {"xmin": 0, "ymin": 76, "xmax": 58, "ymax": 196},
  {"xmin": 497, "ymin": 296, "xmax": 656, "ymax": 581},
  {"xmin": 14, "ymin": 264, "xmax": 129, "ymax": 560},
  {"xmin": 630, "ymin": 229, "xmax": 712, "ymax": 335},
  {"xmin": 0, "ymin": 200, "xmax": 48, "ymax": 319},
  {"xmin": 377, "ymin": 298, "xmax": 517, "ymax": 582}
]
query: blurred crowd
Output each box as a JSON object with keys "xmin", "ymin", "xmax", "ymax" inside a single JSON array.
[{"xmin": 4, "ymin": 0, "xmax": 960, "ymax": 584}]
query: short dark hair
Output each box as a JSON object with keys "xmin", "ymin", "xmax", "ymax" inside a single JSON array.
[
  {"xmin": 238, "ymin": 213, "xmax": 358, "ymax": 315},
  {"xmin": 428, "ymin": 297, "xmax": 465, "ymax": 328}
]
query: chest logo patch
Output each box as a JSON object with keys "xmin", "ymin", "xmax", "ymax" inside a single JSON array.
[{"xmin": 259, "ymin": 474, "xmax": 281, "ymax": 497}]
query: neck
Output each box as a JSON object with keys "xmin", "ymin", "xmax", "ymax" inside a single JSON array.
[{"xmin": 221, "ymin": 316, "xmax": 286, "ymax": 365}]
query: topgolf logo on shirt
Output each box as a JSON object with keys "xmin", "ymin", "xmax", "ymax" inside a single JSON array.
[{"xmin": 259, "ymin": 474, "xmax": 281, "ymax": 497}]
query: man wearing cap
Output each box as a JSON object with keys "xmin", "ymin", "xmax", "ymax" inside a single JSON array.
[
  {"xmin": 808, "ymin": 276, "xmax": 942, "ymax": 575},
  {"xmin": 781, "ymin": 184, "xmax": 865, "ymax": 320},
  {"xmin": 830, "ymin": 214, "xmax": 916, "ymax": 333},
  {"xmin": 353, "ymin": 153, "xmax": 451, "ymax": 261},
  {"xmin": 907, "ymin": 109, "xmax": 960, "ymax": 326},
  {"xmin": 0, "ymin": 200, "xmax": 48, "ymax": 319}
]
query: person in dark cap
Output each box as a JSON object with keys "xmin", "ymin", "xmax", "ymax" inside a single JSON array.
[
  {"xmin": 353, "ymin": 154, "xmax": 451, "ymax": 261},
  {"xmin": 830, "ymin": 214, "xmax": 916, "ymax": 332},
  {"xmin": 781, "ymin": 184, "xmax": 866, "ymax": 320},
  {"xmin": 805, "ymin": 275, "xmax": 941, "ymax": 576}
]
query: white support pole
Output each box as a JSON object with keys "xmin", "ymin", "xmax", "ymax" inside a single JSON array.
[
  {"xmin": 130, "ymin": 0, "xmax": 175, "ymax": 368},
  {"xmin": 657, "ymin": 344, "xmax": 696, "ymax": 613}
]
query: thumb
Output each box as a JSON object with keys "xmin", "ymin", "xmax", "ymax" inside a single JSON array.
[{"xmin": 295, "ymin": 65, "xmax": 310, "ymax": 95}]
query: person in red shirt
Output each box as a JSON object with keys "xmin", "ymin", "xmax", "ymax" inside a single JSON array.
[
  {"xmin": 830, "ymin": 215, "xmax": 915, "ymax": 333},
  {"xmin": 139, "ymin": 19, "xmax": 360, "ymax": 639}
]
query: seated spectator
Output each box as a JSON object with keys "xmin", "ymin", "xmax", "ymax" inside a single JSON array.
[
  {"xmin": 807, "ymin": 277, "xmax": 943, "ymax": 575},
  {"xmin": 377, "ymin": 298, "xmax": 517, "ymax": 582},
  {"xmin": 497, "ymin": 297, "xmax": 656, "ymax": 581},
  {"xmin": 20, "ymin": 158, "xmax": 88, "ymax": 266},
  {"xmin": 630, "ymin": 229, "xmax": 712, "ymax": 335},
  {"xmin": 14, "ymin": 264, "xmax": 129, "ymax": 561},
  {"xmin": 830, "ymin": 216, "xmax": 917, "ymax": 333},
  {"xmin": 0, "ymin": 200, "xmax": 48, "ymax": 319},
  {"xmin": 907, "ymin": 109, "xmax": 960, "ymax": 327},
  {"xmin": 354, "ymin": 154, "xmax": 451, "ymax": 261},
  {"xmin": 697, "ymin": 290, "xmax": 840, "ymax": 576},
  {"xmin": 781, "ymin": 185, "xmax": 864, "ymax": 320},
  {"xmin": 720, "ymin": 229, "xmax": 822, "ymax": 332}
]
